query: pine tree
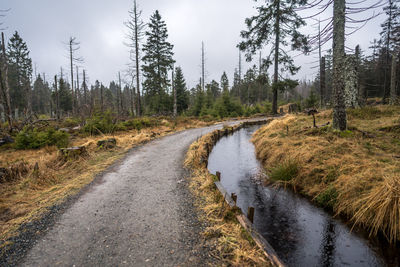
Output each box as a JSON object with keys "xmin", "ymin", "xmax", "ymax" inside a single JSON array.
[
  {"xmin": 173, "ymin": 67, "xmax": 189, "ymax": 114},
  {"xmin": 239, "ymin": 0, "xmax": 309, "ymax": 114},
  {"xmin": 58, "ymin": 77, "xmax": 72, "ymax": 113},
  {"xmin": 142, "ymin": 10, "xmax": 175, "ymax": 114},
  {"xmin": 220, "ymin": 72, "xmax": 229, "ymax": 93},
  {"xmin": 7, "ymin": 31, "xmax": 33, "ymax": 114}
]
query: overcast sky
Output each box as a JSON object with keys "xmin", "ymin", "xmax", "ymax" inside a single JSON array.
[{"xmin": 2, "ymin": 0, "xmax": 385, "ymax": 89}]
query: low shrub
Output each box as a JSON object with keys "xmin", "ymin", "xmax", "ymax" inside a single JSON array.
[
  {"xmin": 117, "ymin": 117, "xmax": 157, "ymax": 131},
  {"xmin": 15, "ymin": 128, "xmax": 69, "ymax": 149},
  {"xmin": 83, "ymin": 111, "xmax": 116, "ymax": 135},
  {"xmin": 269, "ymin": 160, "xmax": 299, "ymax": 182}
]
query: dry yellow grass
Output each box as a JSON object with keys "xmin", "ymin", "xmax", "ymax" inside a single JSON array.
[
  {"xmin": 185, "ymin": 129, "xmax": 271, "ymax": 266},
  {"xmin": 252, "ymin": 105, "xmax": 400, "ymax": 243},
  {"xmin": 0, "ymin": 118, "xmax": 213, "ymax": 242}
]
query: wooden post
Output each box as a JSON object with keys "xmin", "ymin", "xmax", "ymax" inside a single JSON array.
[
  {"xmin": 216, "ymin": 171, "xmax": 221, "ymax": 181},
  {"xmin": 231, "ymin": 193, "xmax": 237, "ymax": 206},
  {"xmin": 247, "ymin": 207, "xmax": 255, "ymax": 223}
]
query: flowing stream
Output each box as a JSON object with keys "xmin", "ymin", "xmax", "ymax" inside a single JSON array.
[{"xmin": 207, "ymin": 125, "xmax": 398, "ymax": 267}]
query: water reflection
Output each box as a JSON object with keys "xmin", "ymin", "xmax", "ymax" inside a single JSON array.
[{"xmin": 207, "ymin": 126, "xmax": 387, "ymax": 267}]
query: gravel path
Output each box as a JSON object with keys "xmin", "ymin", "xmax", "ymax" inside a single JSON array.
[{"xmin": 15, "ymin": 125, "xmax": 224, "ymax": 267}]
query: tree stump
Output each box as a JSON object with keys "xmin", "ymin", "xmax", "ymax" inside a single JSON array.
[
  {"xmin": 97, "ymin": 138, "xmax": 117, "ymax": 149},
  {"xmin": 60, "ymin": 146, "xmax": 87, "ymax": 160},
  {"xmin": 0, "ymin": 135, "xmax": 14, "ymax": 146},
  {"xmin": 288, "ymin": 103, "xmax": 299, "ymax": 113}
]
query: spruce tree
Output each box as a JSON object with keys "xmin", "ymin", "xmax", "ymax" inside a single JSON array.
[
  {"xmin": 7, "ymin": 31, "xmax": 33, "ymax": 114},
  {"xmin": 220, "ymin": 72, "xmax": 229, "ymax": 93},
  {"xmin": 142, "ymin": 10, "xmax": 175, "ymax": 114},
  {"xmin": 58, "ymin": 78, "xmax": 72, "ymax": 113},
  {"xmin": 173, "ymin": 67, "xmax": 189, "ymax": 114},
  {"xmin": 239, "ymin": 0, "xmax": 309, "ymax": 114}
]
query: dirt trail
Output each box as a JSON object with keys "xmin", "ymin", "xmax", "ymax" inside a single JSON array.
[{"xmin": 19, "ymin": 125, "xmax": 226, "ymax": 267}]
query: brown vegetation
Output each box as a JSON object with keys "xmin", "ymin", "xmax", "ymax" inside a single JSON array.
[
  {"xmin": 252, "ymin": 105, "xmax": 400, "ymax": 243},
  {"xmin": 0, "ymin": 118, "xmax": 213, "ymax": 242},
  {"xmin": 185, "ymin": 125, "xmax": 271, "ymax": 266}
]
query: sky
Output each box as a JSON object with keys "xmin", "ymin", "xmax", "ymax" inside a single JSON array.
[{"xmin": 1, "ymin": 0, "xmax": 386, "ymax": 89}]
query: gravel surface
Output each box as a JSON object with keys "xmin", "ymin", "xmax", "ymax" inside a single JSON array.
[{"xmin": 1, "ymin": 125, "xmax": 226, "ymax": 267}]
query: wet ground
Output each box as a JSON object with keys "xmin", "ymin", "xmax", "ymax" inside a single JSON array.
[
  {"xmin": 208, "ymin": 125, "xmax": 397, "ymax": 267},
  {"xmin": 12, "ymin": 125, "xmax": 227, "ymax": 267}
]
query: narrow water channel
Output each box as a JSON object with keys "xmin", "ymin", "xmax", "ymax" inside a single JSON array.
[{"xmin": 207, "ymin": 125, "xmax": 397, "ymax": 267}]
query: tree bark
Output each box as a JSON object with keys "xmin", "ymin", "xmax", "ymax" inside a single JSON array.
[
  {"xmin": 54, "ymin": 75, "xmax": 59, "ymax": 119},
  {"xmin": 173, "ymin": 67, "xmax": 177, "ymax": 117},
  {"xmin": 320, "ymin": 57, "xmax": 326, "ymax": 108},
  {"xmin": 69, "ymin": 39, "xmax": 75, "ymax": 115},
  {"xmin": 390, "ymin": 53, "xmax": 398, "ymax": 105},
  {"xmin": 83, "ymin": 70, "xmax": 87, "ymax": 108},
  {"xmin": 134, "ymin": 0, "xmax": 141, "ymax": 116},
  {"xmin": 272, "ymin": 0, "xmax": 280, "ymax": 115},
  {"xmin": 0, "ymin": 32, "xmax": 12, "ymax": 130},
  {"xmin": 332, "ymin": 0, "xmax": 347, "ymax": 131}
]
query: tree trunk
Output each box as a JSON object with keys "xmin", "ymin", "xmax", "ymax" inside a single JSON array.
[
  {"xmin": 54, "ymin": 75, "xmax": 60, "ymax": 119},
  {"xmin": 173, "ymin": 67, "xmax": 177, "ymax": 117},
  {"xmin": 0, "ymin": 32, "xmax": 12, "ymax": 130},
  {"xmin": 69, "ymin": 39, "xmax": 75, "ymax": 115},
  {"xmin": 100, "ymin": 84, "xmax": 104, "ymax": 113},
  {"xmin": 272, "ymin": 0, "xmax": 280, "ymax": 115},
  {"xmin": 134, "ymin": 0, "xmax": 141, "ymax": 116},
  {"xmin": 202, "ymin": 42, "xmax": 205, "ymax": 92},
  {"xmin": 83, "ymin": 70, "xmax": 87, "ymax": 111},
  {"xmin": 320, "ymin": 57, "xmax": 326, "ymax": 108},
  {"xmin": 345, "ymin": 55, "xmax": 359, "ymax": 108},
  {"xmin": 76, "ymin": 65, "xmax": 80, "ymax": 110},
  {"xmin": 130, "ymin": 78, "xmax": 135, "ymax": 116},
  {"xmin": 332, "ymin": 0, "xmax": 347, "ymax": 131},
  {"xmin": 390, "ymin": 53, "xmax": 398, "ymax": 105}
]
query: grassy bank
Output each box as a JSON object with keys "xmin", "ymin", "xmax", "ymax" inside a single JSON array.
[
  {"xmin": 185, "ymin": 125, "xmax": 271, "ymax": 266},
  {"xmin": 0, "ymin": 117, "xmax": 213, "ymax": 243},
  {"xmin": 252, "ymin": 105, "xmax": 400, "ymax": 243}
]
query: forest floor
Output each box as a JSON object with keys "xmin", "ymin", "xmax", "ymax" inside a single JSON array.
[
  {"xmin": 0, "ymin": 118, "xmax": 216, "ymax": 247},
  {"xmin": 252, "ymin": 105, "xmax": 400, "ymax": 244}
]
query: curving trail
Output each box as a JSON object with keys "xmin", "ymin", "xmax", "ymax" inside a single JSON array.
[{"xmin": 20, "ymin": 124, "xmax": 227, "ymax": 267}]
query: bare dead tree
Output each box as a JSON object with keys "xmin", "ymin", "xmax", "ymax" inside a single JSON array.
[
  {"xmin": 118, "ymin": 71, "xmax": 123, "ymax": 115},
  {"xmin": 172, "ymin": 65, "xmax": 177, "ymax": 117},
  {"xmin": 125, "ymin": 0, "xmax": 145, "ymax": 116},
  {"xmin": 0, "ymin": 32, "xmax": 12, "ymax": 130},
  {"xmin": 54, "ymin": 75, "xmax": 60, "ymax": 119},
  {"xmin": 201, "ymin": 42, "xmax": 205, "ymax": 92},
  {"xmin": 66, "ymin": 37, "xmax": 83, "ymax": 115}
]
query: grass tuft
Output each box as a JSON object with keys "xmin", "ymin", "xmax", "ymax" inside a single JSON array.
[{"xmin": 269, "ymin": 160, "xmax": 299, "ymax": 182}]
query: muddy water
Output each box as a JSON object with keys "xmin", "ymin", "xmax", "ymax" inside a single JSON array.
[{"xmin": 207, "ymin": 125, "xmax": 396, "ymax": 267}]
